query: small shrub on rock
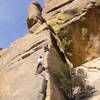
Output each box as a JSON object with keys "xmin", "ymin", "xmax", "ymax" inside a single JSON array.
[{"xmin": 54, "ymin": 64, "xmax": 95, "ymax": 100}]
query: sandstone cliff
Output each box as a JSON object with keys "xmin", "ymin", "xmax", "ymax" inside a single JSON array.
[
  {"xmin": 0, "ymin": 0, "xmax": 100, "ymax": 100},
  {"xmin": 76, "ymin": 58, "xmax": 100, "ymax": 100},
  {"xmin": 0, "ymin": 2, "xmax": 65, "ymax": 100},
  {"xmin": 43, "ymin": 0, "xmax": 100, "ymax": 99},
  {"xmin": 0, "ymin": 48, "xmax": 7, "ymax": 58},
  {"xmin": 43, "ymin": 0, "xmax": 100, "ymax": 66}
]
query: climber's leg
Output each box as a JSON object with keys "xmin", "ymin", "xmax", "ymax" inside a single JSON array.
[{"xmin": 35, "ymin": 63, "xmax": 41, "ymax": 75}]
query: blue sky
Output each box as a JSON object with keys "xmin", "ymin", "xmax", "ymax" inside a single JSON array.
[{"xmin": 0, "ymin": 0, "xmax": 44, "ymax": 48}]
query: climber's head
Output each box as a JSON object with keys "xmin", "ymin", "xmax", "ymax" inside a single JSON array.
[{"xmin": 40, "ymin": 56, "xmax": 42, "ymax": 58}]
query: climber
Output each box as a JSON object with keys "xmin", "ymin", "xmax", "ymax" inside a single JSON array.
[
  {"xmin": 35, "ymin": 56, "xmax": 45, "ymax": 74},
  {"xmin": 43, "ymin": 44, "xmax": 49, "ymax": 52}
]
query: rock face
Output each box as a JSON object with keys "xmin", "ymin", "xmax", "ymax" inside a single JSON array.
[
  {"xmin": 0, "ymin": 48, "xmax": 7, "ymax": 58},
  {"xmin": 43, "ymin": 0, "xmax": 100, "ymax": 66},
  {"xmin": 0, "ymin": 2, "xmax": 65, "ymax": 100},
  {"xmin": 0, "ymin": 48, "xmax": 3, "ymax": 57},
  {"xmin": 43, "ymin": 0, "xmax": 100, "ymax": 99},
  {"xmin": 76, "ymin": 58, "xmax": 100, "ymax": 100},
  {"xmin": 0, "ymin": 0, "xmax": 100, "ymax": 100}
]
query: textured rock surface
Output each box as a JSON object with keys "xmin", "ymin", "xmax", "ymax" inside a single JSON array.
[
  {"xmin": 0, "ymin": 49, "xmax": 7, "ymax": 58},
  {"xmin": 0, "ymin": 48, "xmax": 3, "ymax": 58},
  {"xmin": 0, "ymin": 26, "xmax": 64, "ymax": 100},
  {"xmin": 77, "ymin": 58, "xmax": 100, "ymax": 100},
  {"xmin": 43, "ymin": 0, "xmax": 100, "ymax": 66},
  {"xmin": 0, "ymin": 0, "xmax": 100, "ymax": 100},
  {"xmin": 43, "ymin": 0, "xmax": 100, "ymax": 99},
  {"xmin": 0, "ymin": 2, "xmax": 65, "ymax": 100},
  {"xmin": 28, "ymin": 3, "xmax": 42, "ymax": 19}
]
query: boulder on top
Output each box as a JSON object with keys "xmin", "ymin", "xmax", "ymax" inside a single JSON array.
[
  {"xmin": 28, "ymin": 1, "xmax": 42, "ymax": 20},
  {"xmin": 27, "ymin": 1, "xmax": 43, "ymax": 30}
]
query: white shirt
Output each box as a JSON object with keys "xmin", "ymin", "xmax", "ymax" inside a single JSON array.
[{"xmin": 38, "ymin": 58, "xmax": 43, "ymax": 64}]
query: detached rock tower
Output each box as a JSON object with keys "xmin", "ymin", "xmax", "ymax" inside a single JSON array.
[
  {"xmin": 27, "ymin": 1, "xmax": 45, "ymax": 33},
  {"xmin": 28, "ymin": 0, "xmax": 42, "ymax": 19}
]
